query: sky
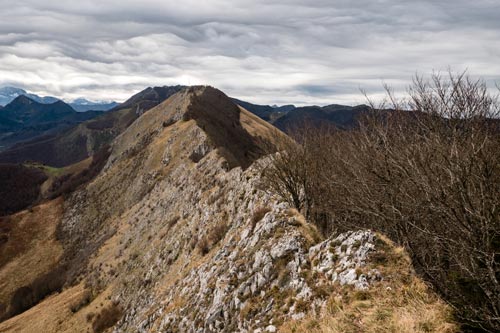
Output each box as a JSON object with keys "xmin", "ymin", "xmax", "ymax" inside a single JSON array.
[{"xmin": 0, "ymin": 0, "xmax": 499, "ymax": 105}]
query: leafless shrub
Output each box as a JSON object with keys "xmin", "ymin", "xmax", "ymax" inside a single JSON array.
[
  {"xmin": 189, "ymin": 236, "xmax": 198, "ymax": 251},
  {"xmin": 261, "ymin": 131, "xmax": 308, "ymax": 213},
  {"xmin": 69, "ymin": 289, "xmax": 92, "ymax": 313},
  {"xmin": 196, "ymin": 222, "xmax": 229, "ymax": 256},
  {"xmin": 86, "ymin": 312, "xmax": 95, "ymax": 322}
]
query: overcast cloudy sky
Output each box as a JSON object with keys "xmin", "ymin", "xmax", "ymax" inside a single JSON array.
[{"xmin": 0, "ymin": 0, "xmax": 499, "ymax": 105}]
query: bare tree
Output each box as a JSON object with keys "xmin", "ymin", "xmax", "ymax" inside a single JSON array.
[{"xmin": 263, "ymin": 72, "xmax": 500, "ymax": 332}]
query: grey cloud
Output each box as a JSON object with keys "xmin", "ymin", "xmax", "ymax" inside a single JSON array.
[{"xmin": 0, "ymin": 0, "xmax": 498, "ymax": 105}]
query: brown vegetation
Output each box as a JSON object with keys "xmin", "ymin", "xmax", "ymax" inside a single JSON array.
[
  {"xmin": 198, "ymin": 222, "xmax": 229, "ymax": 256},
  {"xmin": 197, "ymin": 237, "xmax": 210, "ymax": 256},
  {"xmin": 263, "ymin": 72, "xmax": 500, "ymax": 332},
  {"xmin": 0, "ymin": 199, "xmax": 64, "ymax": 322}
]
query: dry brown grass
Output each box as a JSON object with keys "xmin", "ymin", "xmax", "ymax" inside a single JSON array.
[
  {"xmin": 208, "ymin": 222, "xmax": 229, "ymax": 244},
  {"xmin": 0, "ymin": 284, "xmax": 90, "ymax": 333},
  {"xmin": 238, "ymin": 105, "xmax": 287, "ymax": 143},
  {"xmin": 0, "ymin": 199, "xmax": 64, "ymax": 320},
  {"xmin": 280, "ymin": 235, "xmax": 458, "ymax": 333}
]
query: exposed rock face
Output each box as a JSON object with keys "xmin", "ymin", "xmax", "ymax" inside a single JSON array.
[
  {"xmin": 148, "ymin": 219, "xmax": 381, "ymax": 332},
  {"xmin": 94, "ymin": 153, "xmax": 383, "ymax": 333},
  {"xmin": 310, "ymin": 230, "xmax": 382, "ymax": 291}
]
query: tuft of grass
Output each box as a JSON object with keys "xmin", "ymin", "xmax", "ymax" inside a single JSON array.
[
  {"xmin": 250, "ymin": 206, "xmax": 271, "ymax": 230},
  {"xmin": 197, "ymin": 237, "xmax": 210, "ymax": 256}
]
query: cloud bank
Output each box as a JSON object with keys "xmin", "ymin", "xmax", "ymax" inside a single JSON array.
[{"xmin": 0, "ymin": 0, "xmax": 499, "ymax": 105}]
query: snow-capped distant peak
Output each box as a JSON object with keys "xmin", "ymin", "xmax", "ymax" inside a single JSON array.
[
  {"xmin": 0, "ymin": 86, "xmax": 28, "ymax": 106},
  {"xmin": 71, "ymin": 97, "xmax": 115, "ymax": 105},
  {"xmin": 69, "ymin": 98, "xmax": 119, "ymax": 112},
  {"xmin": 0, "ymin": 86, "xmax": 117, "ymax": 111}
]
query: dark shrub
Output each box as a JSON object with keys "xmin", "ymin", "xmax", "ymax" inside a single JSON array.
[
  {"xmin": 0, "ymin": 164, "xmax": 47, "ymax": 215},
  {"xmin": 8, "ymin": 265, "xmax": 67, "ymax": 318},
  {"xmin": 167, "ymin": 215, "xmax": 180, "ymax": 229},
  {"xmin": 197, "ymin": 237, "xmax": 210, "ymax": 256},
  {"xmin": 92, "ymin": 303, "xmax": 123, "ymax": 333},
  {"xmin": 208, "ymin": 222, "xmax": 229, "ymax": 245}
]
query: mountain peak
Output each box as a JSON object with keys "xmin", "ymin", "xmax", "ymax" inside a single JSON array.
[
  {"xmin": 9, "ymin": 94, "xmax": 36, "ymax": 105},
  {"xmin": 108, "ymin": 85, "xmax": 278, "ymax": 171},
  {"xmin": 0, "ymin": 84, "xmax": 458, "ymax": 333},
  {"xmin": 182, "ymin": 86, "xmax": 272, "ymax": 169}
]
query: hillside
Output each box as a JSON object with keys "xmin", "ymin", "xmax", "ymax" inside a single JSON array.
[
  {"xmin": 0, "ymin": 86, "xmax": 184, "ymax": 167},
  {"xmin": 0, "ymin": 86, "xmax": 456, "ymax": 333}
]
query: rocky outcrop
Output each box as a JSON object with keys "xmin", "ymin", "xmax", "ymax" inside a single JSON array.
[{"xmin": 310, "ymin": 230, "xmax": 382, "ymax": 291}]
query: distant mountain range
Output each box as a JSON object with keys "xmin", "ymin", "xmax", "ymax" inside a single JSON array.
[
  {"xmin": 0, "ymin": 95, "xmax": 103, "ymax": 151},
  {"xmin": 230, "ymin": 98, "xmax": 296, "ymax": 122},
  {"xmin": 272, "ymin": 104, "xmax": 370, "ymax": 131},
  {"xmin": 70, "ymin": 98, "xmax": 119, "ymax": 112},
  {"xmin": 0, "ymin": 85, "xmax": 370, "ymax": 166},
  {"xmin": 0, "ymin": 86, "xmax": 185, "ymax": 166},
  {"xmin": 0, "ymin": 86, "xmax": 118, "ymax": 112},
  {"xmin": 0, "ymin": 86, "xmax": 59, "ymax": 105}
]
